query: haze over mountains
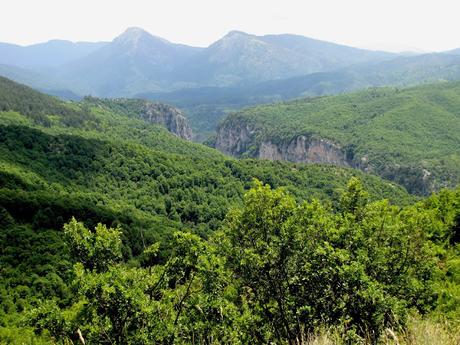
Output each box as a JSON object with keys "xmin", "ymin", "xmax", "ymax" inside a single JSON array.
[
  {"xmin": 0, "ymin": 40, "xmax": 107, "ymax": 68},
  {"xmin": 2, "ymin": 12, "xmax": 460, "ymax": 342},
  {"xmin": 2, "ymin": 26, "xmax": 460, "ymax": 137},
  {"xmin": 0, "ymin": 27, "xmax": 396, "ymax": 96},
  {"xmin": 140, "ymin": 51, "xmax": 460, "ymax": 134}
]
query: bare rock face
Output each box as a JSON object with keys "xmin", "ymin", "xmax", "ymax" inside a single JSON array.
[
  {"xmin": 215, "ymin": 122, "xmax": 350, "ymax": 166},
  {"xmin": 141, "ymin": 103, "xmax": 193, "ymax": 141},
  {"xmin": 259, "ymin": 136, "xmax": 350, "ymax": 166},
  {"xmin": 215, "ymin": 121, "xmax": 255, "ymax": 156}
]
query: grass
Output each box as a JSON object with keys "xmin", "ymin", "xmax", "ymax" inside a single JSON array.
[{"xmin": 302, "ymin": 317, "xmax": 460, "ymax": 345}]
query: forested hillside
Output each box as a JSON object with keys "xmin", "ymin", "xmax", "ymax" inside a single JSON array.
[
  {"xmin": 3, "ymin": 28, "xmax": 460, "ymax": 139},
  {"xmin": 216, "ymin": 81, "xmax": 460, "ymax": 195},
  {"xmin": 2, "ymin": 180, "xmax": 459, "ymax": 344},
  {"xmin": 139, "ymin": 52, "xmax": 460, "ymax": 135},
  {"xmin": 1, "ymin": 0, "xmax": 460, "ymax": 339},
  {"xmin": 0, "ymin": 78, "xmax": 431, "ymax": 343}
]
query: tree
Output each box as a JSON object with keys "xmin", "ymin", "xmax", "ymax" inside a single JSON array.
[
  {"xmin": 63, "ymin": 217, "xmax": 122, "ymax": 272},
  {"xmin": 220, "ymin": 179, "xmax": 435, "ymax": 342}
]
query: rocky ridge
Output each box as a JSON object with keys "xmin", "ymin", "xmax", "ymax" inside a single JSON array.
[
  {"xmin": 140, "ymin": 102, "xmax": 193, "ymax": 141},
  {"xmin": 215, "ymin": 121, "xmax": 350, "ymax": 166}
]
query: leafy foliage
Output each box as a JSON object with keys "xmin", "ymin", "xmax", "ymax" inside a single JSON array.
[
  {"xmin": 64, "ymin": 218, "xmax": 123, "ymax": 272},
  {"xmin": 0, "ymin": 77, "xmax": 458, "ymax": 343},
  {"xmin": 0, "ymin": 76, "xmax": 91, "ymax": 127},
  {"xmin": 219, "ymin": 180, "xmax": 436, "ymax": 342},
  {"xmin": 22, "ymin": 181, "xmax": 460, "ymax": 344},
  {"xmin": 218, "ymin": 81, "xmax": 460, "ymax": 194},
  {"xmin": 0, "ymin": 78, "xmax": 415, "ymax": 341}
]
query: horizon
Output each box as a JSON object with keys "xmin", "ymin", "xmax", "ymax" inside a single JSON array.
[
  {"xmin": 1, "ymin": 0, "xmax": 459, "ymax": 53},
  {"xmin": 0, "ymin": 26, "xmax": 446, "ymax": 54}
]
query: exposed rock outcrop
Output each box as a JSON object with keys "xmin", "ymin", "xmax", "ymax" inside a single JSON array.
[
  {"xmin": 215, "ymin": 121, "xmax": 255, "ymax": 156},
  {"xmin": 140, "ymin": 102, "xmax": 193, "ymax": 141},
  {"xmin": 215, "ymin": 122, "xmax": 351, "ymax": 166},
  {"xmin": 258, "ymin": 136, "xmax": 350, "ymax": 166}
]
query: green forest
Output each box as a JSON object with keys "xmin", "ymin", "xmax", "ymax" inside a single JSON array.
[
  {"xmin": 0, "ymin": 76, "xmax": 459, "ymax": 344},
  {"xmin": 217, "ymin": 82, "xmax": 460, "ymax": 195}
]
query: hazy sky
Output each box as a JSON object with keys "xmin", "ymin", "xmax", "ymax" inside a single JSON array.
[{"xmin": 2, "ymin": 0, "xmax": 459, "ymax": 52}]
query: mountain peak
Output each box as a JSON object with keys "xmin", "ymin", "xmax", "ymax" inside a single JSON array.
[
  {"xmin": 115, "ymin": 27, "xmax": 169, "ymax": 46},
  {"xmin": 224, "ymin": 30, "xmax": 251, "ymax": 38},
  {"xmin": 123, "ymin": 26, "xmax": 148, "ymax": 35},
  {"xmin": 210, "ymin": 31, "xmax": 256, "ymax": 48}
]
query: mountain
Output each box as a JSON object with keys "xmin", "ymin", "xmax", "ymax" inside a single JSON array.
[
  {"xmin": 139, "ymin": 52, "xmax": 460, "ymax": 135},
  {"xmin": 0, "ymin": 77, "xmax": 415, "ymax": 255},
  {"xmin": 0, "ymin": 76, "xmax": 410, "ymax": 207},
  {"xmin": 176, "ymin": 31, "xmax": 394, "ymax": 86},
  {"xmin": 82, "ymin": 96, "xmax": 193, "ymax": 140},
  {"xmin": 0, "ymin": 39, "xmax": 107, "ymax": 68},
  {"xmin": 3, "ymin": 29, "xmax": 459, "ymax": 139},
  {"xmin": 446, "ymin": 47, "xmax": 460, "ymax": 55},
  {"xmin": 0, "ymin": 76, "xmax": 192, "ymax": 138},
  {"xmin": 53, "ymin": 28, "xmax": 395, "ymax": 96},
  {"xmin": 0, "ymin": 28, "xmax": 406, "ymax": 102},
  {"xmin": 0, "ymin": 76, "xmax": 407, "ymax": 201},
  {"xmin": 2, "ymin": 76, "xmax": 460, "ymax": 345},
  {"xmin": 215, "ymin": 81, "xmax": 460, "ymax": 195},
  {"xmin": 59, "ymin": 27, "xmax": 203, "ymax": 96},
  {"xmin": 0, "ymin": 39, "xmax": 107, "ymax": 99},
  {"xmin": 0, "ymin": 63, "xmax": 80, "ymax": 100}
]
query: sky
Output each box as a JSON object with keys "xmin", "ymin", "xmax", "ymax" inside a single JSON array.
[{"xmin": 1, "ymin": 0, "xmax": 459, "ymax": 52}]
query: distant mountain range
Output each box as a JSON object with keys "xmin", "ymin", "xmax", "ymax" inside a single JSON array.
[
  {"xmin": 59, "ymin": 28, "xmax": 202, "ymax": 96},
  {"xmin": 171, "ymin": 30, "xmax": 394, "ymax": 87},
  {"xmin": 0, "ymin": 27, "xmax": 396, "ymax": 97},
  {"xmin": 1, "ymin": 27, "xmax": 460, "ymax": 137},
  {"xmin": 0, "ymin": 40, "xmax": 107, "ymax": 68},
  {"xmin": 0, "ymin": 64, "xmax": 81, "ymax": 100},
  {"xmin": 138, "ymin": 52, "xmax": 460, "ymax": 135}
]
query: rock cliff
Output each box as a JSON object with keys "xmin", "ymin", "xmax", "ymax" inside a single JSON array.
[
  {"xmin": 140, "ymin": 102, "xmax": 193, "ymax": 141},
  {"xmin": 215, "ymin": 121, "xmax": 255, "ymax": 156},
  {"xmin": 215, "ymin": 122, "xmax": 351, "ymax": 166},
  {"xmin": 258, "ymin": 136, "xmax": 350, "ymax": 166}
]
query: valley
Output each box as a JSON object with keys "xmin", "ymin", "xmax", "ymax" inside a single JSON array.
[
  {"xmin": 214, "ymin": 82, "xmax": 460, "ymax": 194},
  {"xmin": 3, "ymin": 28, "xmax": 460, "ymax": 139},
  {"xmin": 0, "ymin": 20, "xmax": 459, "ymax": 344}
]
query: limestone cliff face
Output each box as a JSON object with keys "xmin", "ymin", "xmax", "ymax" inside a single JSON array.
[
  {"xmin": 215, "ymin": 122, "xmax": 350, "ymax": 166},
  {"xmin": 258, "ymin": 136, "xmax": 350, "ymax": 166},
  {"xmin": 215, "ymin": 121, "xmax": 255, "ymax": 156},
  {"xmin": 140, "ymin": 102, "xmax": 193, "ymax": 141}
]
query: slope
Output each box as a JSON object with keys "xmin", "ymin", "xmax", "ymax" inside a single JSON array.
[
  {"xmin": 55, "ymin": 28, "xmax": 394, "ymax": 97},
  {"xmin": 215, "ymin": 82, "xmax": 460, "ymax": 194},
  {"xmin": 0, "ymin": 40, "xmax": 107, "ymax": 68},
  {"xmin": 139, "ymin": 52, "xmax": 460, "ymax": 135},
  {"xmin": 175, "ymin": 31, "xmax": 394, "ymax": 87},
  {"xmin": 0, "ymin": 78, "xmax": 414, "ymax": 333},
  {"xmin": 59, "ymin": 27, "xmax": 203, "ymax": 96},
  {"xmin": 0, "ymin": 77, "xmax": 412, "ymax": 234}
]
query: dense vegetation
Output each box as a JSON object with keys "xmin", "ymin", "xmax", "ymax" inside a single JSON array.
[
  {"xmin": 138, "ymin": 53, "xmax": 460, "ymax": 136},
  {"xmin": 0, "ymin": 78, "xmax": 427, "ymax": 342},
  {"xmin": 0, "ymin": 21, "xmax": 457, "ymax": 343},
  {"xmin": 3, "ymin": 180, "xmax": 459, "ymax": 344},
  {"xmin": 0, "ymin": 76, "xmax": 90, "ymax": 126},
  {"xmin": 3, "ymin": 28, "xmax": 460, "ymax": 139},
  {"xmin": 217, "ymin": 81, "xmax": 460, "ymax": 195}
]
